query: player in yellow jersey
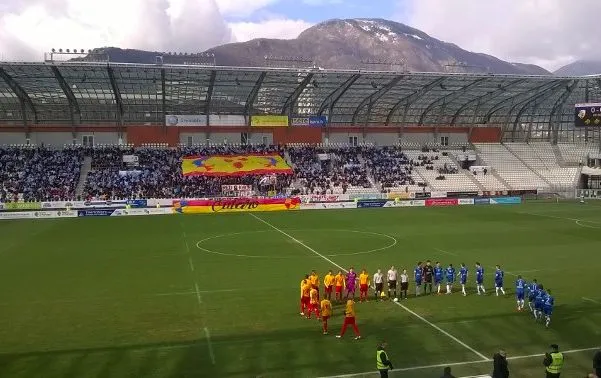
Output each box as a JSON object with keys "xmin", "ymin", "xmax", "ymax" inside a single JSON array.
[
  {"xmin": 320, "ymin": 297, "xmax": 332, "ymax": 334},
  {"xmin": 359, "ymin": 268, "xmax": 370, "ymax": 302},
  {"xmin": 323, "ymin": 270, "xmax": 335, "ymax": 301},
  {"xmin": 310, "ymin": 270, "xmax": 320, "ymax": 300},
  {"xmin": 334, "ymin": 270, "xmax": 345, "ymax": 302},
  {"xmin": 307, "ymin": 287, "xmax": 320, "ymax": 319},
  {"xmin": 336, "ymin": 299, "xmax": 361, "ymax": 339},
  {"xmin": 300, "ymin": 275, "xmax": 310, "ymax": 316}
]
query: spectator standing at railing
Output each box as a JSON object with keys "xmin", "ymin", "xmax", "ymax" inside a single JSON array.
[
  {"xmin": 594, "ymin": 348, "xmax": 601, "ymax": 378},
  {"xmin": 543, "ymin": 344, "xmax": 564, "ymax": 377},
  {"xmin": 492, "ymin": 349, "xmax": 509, "ymax": 378}
]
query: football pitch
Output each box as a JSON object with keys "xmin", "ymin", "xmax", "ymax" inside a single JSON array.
[{"xmin": 1, "ymin": 202, "xmax": 600, "ymax": 378}]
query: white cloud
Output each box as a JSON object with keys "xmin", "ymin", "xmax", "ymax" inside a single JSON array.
[
  {"xmin": 230, "ymin": 18, "xmax": 312, "ymax": 42},
  {"xmin": 0, "ymin": 0, "xmax": 234, "ymax": 61},
  {"xmin": 0, "ymin": 0, "xmax": 313, "ymax": 61},
  {"xmin": 403, "ymin": 0, "xmax": 600, "ymax": 71},
  {"xmin": 214, "ymin": 0, "xmax": 281, "ymax": 17}
]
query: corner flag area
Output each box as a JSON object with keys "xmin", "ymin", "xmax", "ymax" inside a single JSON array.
[{"xmin": 0, "ymin": 202, "xmax": 600, "ymax": 377}]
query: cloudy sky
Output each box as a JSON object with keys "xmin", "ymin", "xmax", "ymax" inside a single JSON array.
[{"xmin": 0, "ymin": 0, "xmax": 597, "ymax": 71}]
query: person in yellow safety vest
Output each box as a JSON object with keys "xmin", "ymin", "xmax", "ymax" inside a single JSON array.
[
  {"xmin": 376, "ymin": 341, "xmax": 393, "ymax": 378},
  {"xmin": 543, "ymin": 344, "xmax": 564, "ymax": 378}
]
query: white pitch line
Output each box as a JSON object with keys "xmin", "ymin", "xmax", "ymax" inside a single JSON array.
[
  {"xmin": 194, "ymin": 282, "xmax": 203, "ymax": 305},
  {"xmin": 180, "ymin": 223, "xmax": 215, "ymax": 364},
  {"xmin": 583, "ymin": 297, "xmax": 600, "ymax": 305},
  {"xmin": 434, "ymin": 247, "xmax": 458, "ymax": 257},
  {"xmin": 204, "ymin": 327, "xmax": 216, "ymax": 365},
  {"xmin": 249, "ymin": 213, "xmax": 489, "ymax": 362},
  {"xmin": 317, "ymin": 346, "xmax": 601, "ymax": 378}
]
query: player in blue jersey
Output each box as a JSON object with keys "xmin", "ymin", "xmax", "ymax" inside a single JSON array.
[
  {"xmin": 494, "ymin": 265, "xmax": 506, "ymax": 296},
  {"xmin": 527, "ymin": 279, "xmax": 538, "ymax": 313},
  {"xmin": 458, "ymin": 263, "xmax": 468, "ymax": 296},
  {"xmin": 534, "ymin": 284, "xmax": 546, "ymax": 321},
  {"xmin": 445, "ymin": 264, "xmax": 456, "ymax": 294},
  {"xmin": 515, "ymin": 275, "xmax": 526, "ymax": 311},
  {"xmin": 475, "ymin": 263, "xmax": 486, "ymax": 295},
  {"xmin": 414, "ymin": 262, "xmax": 423, "ymax": 296},
  {"xmin": 543, "ymin": 289, "xmax": 554, "ymax": 328},
  {"xmin": 434, "ymin": 262, "xmax": 444, "ymax": 295}
]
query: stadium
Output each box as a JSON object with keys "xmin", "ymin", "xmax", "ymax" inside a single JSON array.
[{"xmin": 1, "ymin": 58, "xmax": 601, "ymax": 378}]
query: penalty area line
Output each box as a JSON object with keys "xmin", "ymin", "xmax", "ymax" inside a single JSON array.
[{"xmin": 248, "ymin": 213, "xmax": 489, "ymax": 362}]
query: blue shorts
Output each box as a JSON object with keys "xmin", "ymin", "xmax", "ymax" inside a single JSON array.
[
  {"xmin": 446, "ymin": 279, "xmax": 454, "ymax": 284},
  {"xmin": 543, "ymin": 306, "xmax": 553, "ymax": 316},
  {"xmin": 476, "ymin": 278, "xmax": 483, "ymax": 284},
  {"xmin": 528, "ymin": 294, "xmax": 536, "ymax": 302},
  {"xmin": 435, "ymin": 278, "xmax": 442, "ymax": 285},
  {"xmin": 415, "ymin": 280, "xmax": 422, "ymax": 286},
  {"xmin": 460, "ymin": 278, "xmax": 467, "ymax": 285},
  {"xmin": 535, "ymin": 302, "xmax": 543, "ymax": 310},
  {"xmin": 495, "ymin": 282, "xmax": 503, "ymax": 288},
  {"xmin": 516, "ymin": 292, "xmax": 524, "ymax": 300}
]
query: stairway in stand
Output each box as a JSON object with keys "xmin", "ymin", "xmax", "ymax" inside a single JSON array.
[{"xmin": 75, "ymin": 156, "xmax": 92, "ymax": 198}]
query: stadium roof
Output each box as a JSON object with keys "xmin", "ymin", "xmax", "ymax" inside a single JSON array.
[{"xmin": 0, "ymin": 62, "xmax": 600, "ymax": 131}]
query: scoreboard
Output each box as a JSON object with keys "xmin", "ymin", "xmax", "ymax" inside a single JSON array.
[{"xmin": 575, "ymin": 103, "xmax": 601, "ymax": 127}]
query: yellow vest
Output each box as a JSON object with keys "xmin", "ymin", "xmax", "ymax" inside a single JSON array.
[
  {"xmin": 546, "ymin": 352, "xmax": 564, "ymax": 374},
  {"xmin": 376, "ymin": 350, "xmax": 388, "ymax": 370}
]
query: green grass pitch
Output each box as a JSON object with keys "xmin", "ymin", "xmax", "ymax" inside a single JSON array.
[{"xmin": 0, "ymin": 202, "xmax": 600, "ymax": 378}]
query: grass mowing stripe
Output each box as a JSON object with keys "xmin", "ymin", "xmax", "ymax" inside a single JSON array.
[
  {"xmin": 248, "ymin": 213, "xmax": 490, "ymax": 362},
  {"xmin": 317, "ymin": 346, "xmax": 601, "ymax": 378}
]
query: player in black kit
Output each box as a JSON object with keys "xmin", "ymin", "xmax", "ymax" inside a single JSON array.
[{"xmin": 423, "ymin": 260, "xmax": 434, "ymax": 294}]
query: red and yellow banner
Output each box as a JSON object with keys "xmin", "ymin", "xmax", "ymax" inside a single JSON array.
[
  {"xmin": 182, "ymin": 154, "xmax": 293, "ymax": 177},
  {"xmin": 173, "ymin": 197, "xmax": 301, "ymax": 214}
]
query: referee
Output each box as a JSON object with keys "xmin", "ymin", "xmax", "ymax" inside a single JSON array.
[{"xmin": 376, "ymin": 341, "xmax": 394, "ymax": 377}]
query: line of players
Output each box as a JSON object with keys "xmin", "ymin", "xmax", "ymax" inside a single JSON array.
[{"xmin": 300, "ymin": 262, "xmax": 556, "ymax": 332}]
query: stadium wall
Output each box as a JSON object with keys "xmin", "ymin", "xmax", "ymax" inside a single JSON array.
[{"xmin": 0, "ymin": 125, "xmax": 499, "ymax": 146}]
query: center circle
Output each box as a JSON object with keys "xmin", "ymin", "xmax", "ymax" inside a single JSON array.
[{"xmin": 195, "ymin": 229, "xmax": 397, "ymax": 259}]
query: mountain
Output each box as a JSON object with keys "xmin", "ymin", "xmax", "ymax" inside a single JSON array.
[
  {"xmin": 84, "ymin": 18, "xmax": 550, "ymax": 75},
  {"xmin": 554, "ymin": 60, "xmax": 601, "ymax": 76}
]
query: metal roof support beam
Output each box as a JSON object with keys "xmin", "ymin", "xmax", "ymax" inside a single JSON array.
[
  {"xmin": 482, "ymin": 81, "xmax": 561, "ymax": 124},
  {"xmin": 352, "ymin": 75, "xmax": 403, "ymax": 125},
  {"xmin": 50, "ymin": 66, "xmax": 81, "ymax": 130},
  {"xmin": 418, "ymin": 78, "xmax": 488, "ymax": 126},
  {"xmin": 281, "ymin": 73, "xmax": 314, "ymax": 117},
  {"xmin": 205, "ymin": 70, "xmax": 217, "ymax": 127},
  {"xmin": 106, "ymin": 66, "xmax": 124, "ymax": 126},
  {"xmin": 512, "ymin": 82, "xmax": 569, "ymax": 130},
  {"xmin": 160, "ymin": 69, "xmax": 166, "ymax": 127},
  {"xmin": 318, "ymin": 74, "xmax": 361, "ymax": 116},
  {"xmin": 0, "ymin": 67, "xmax": 38, "ymax": 127},
  {"xmin": 385, "ymin": 77, "xmax": 446, "ymax": 126},
  {"xmin": 450, "ymin": 79, "xmax": 526, "ymax": 126},
  {"xmin": 159, "ymin": 69, "xmax": 167, "ymax": 127},
  {"xmin": 504, "ymin": 82, "xmax": 567, "ymax": 141},
  {"xmin": 548, "ymin": 80, "xmax": 579, "ymax": 144},
  {"xmin": 244, "ymin": 71, "xmax": 267, "ymax": 126}
]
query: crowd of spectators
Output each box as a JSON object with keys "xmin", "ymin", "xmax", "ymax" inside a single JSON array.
[
  {"xmin": 0, "ymin": 147, "xmax": 83, "ymax": 202},
  {"xmin": 287, "ymin": 147, "xmax": 371, "ymax": 195},
  {"xmin": 1, "ymin": 145, "xmax": 466, "ymax": 202},
  {"xmin": 365, "ymin": 146, "xmax": 416, "ymax": 189},
  {"xmin": 84, "ymin": 145, "xmax": 291, "ymax": 200}
]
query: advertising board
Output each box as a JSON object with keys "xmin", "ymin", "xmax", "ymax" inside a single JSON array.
[
  {"xmin": 489, "ymin": 197, "xmax": 522, "ymax": 205},
  {"xmin": 356, "ymin": 199, "xmax": 389, "ymax": 208},
  {"xmin": 474, "ymin": 198, "xmax": 490, "ymax": 205},
  {"xmin": 291, "ymin": 116, "xmax": 327, "ymax": 127},
  {"xmin": 458, "ymin": 198, "xmax": 475, "ymax": 205},
  {"xmin": 1, "ymin": 202, "xmax": 42, "ymax": 210},
  {"xmin": 173, "ymin": 197, "xmax": 301, "ymax": 214},
  {"xmin": 425, "ymin": 198, "xmax": 459, "ymax": 207},
  {"xmin": 165, "ymin": 114, "xmax": 205, "ymax": 127},
  {"xmin": 250, "ymin": 115, "xmax": 289, "ymax": 127}
]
